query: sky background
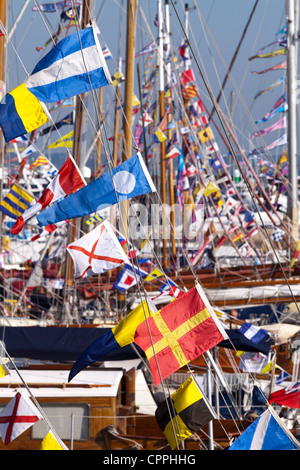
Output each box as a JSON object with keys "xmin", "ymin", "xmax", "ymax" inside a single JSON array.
[{"xmin": 4, "ymin": 0, "xmax": 290, "ymax": 169}]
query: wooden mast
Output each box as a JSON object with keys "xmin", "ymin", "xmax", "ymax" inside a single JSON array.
[
  {"xmin": 158, "ymin": 0, "xmax": 168, "ymax": 269},
  {"xmin": 165, "ymin": 0, "xmax": 176, "ymax": 259},
  {"xmin": 63, "ymin": 0, "xmax": 91, "ymax": 321},
  {"xmin": 117, "ymin": 0, "xmax": 136, "ymax": 313}
]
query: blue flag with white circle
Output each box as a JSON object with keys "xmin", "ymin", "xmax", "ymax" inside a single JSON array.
[{"xmin": 37, "ymin": 152, "xmax": 156, "ymax": 227}]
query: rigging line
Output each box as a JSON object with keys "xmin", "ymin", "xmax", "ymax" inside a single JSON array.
[
  {"xmin": 2, "ymin": 344, "xmax": 67, "ymax": 449},
  {"xmin": 170, "ymin": 0, "xmax": 300, "ymax": 316}
]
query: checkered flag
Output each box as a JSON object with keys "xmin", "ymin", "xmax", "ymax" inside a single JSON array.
[{"xmin": 271, "ymin": 227, "xmax": 284, "ymax": 242}]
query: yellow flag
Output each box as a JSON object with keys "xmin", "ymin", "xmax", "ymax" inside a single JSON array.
[
  {"xmin": 202, "ymin": 182, "xmax": 219, "ymax": 197},
  {"xmin": 40, "ymin": 431, "xmax": 65, "ymax": 450},
  {"xmin": 155, "ymin": 128, "xmax": 167, "ymax": 142},
  {"xmin": 198, "ymin": 126, "xmax": 213, "ymax": 143},
  {"xmin": 0, "ymin": 361, "xmax": 9, "ymax": 379},
  {"xmin": 47, "ymin": 131, "xmax": 74, "ymax": 149},
  {"xmin": 132, "ymin": 94, "xmax": 140, "ymax": 107},
  {"xmin": 145, "ymin": 268, "xmax": 164, "ymax": 282}
]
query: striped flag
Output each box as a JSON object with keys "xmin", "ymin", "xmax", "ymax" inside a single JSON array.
[{"xmin": 0, "ymin": 184, "xmax": 35, "ymax": 220}]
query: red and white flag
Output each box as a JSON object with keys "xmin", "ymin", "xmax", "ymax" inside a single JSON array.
[
  {"xmin": 31, "ymin": 220, "xmax": 69, "ymax": 241},
  {"xmin": 11, "ymin": 155, "xmax": 85, "ymax": 235},
  {"xmin": 66, "ymin": 220, "xmax": 129, "ymax": 279},
  {"xmin": 0, "ymin": 392, "xmax": 41, "ymax": 445},
  {"xmin": 0, "ymin": 21, "xmax": 6, "ymax": 37}
]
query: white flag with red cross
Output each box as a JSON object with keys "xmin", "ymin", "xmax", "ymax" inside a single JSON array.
[
  {"xmin": 0, "ymin": 391, "xmax": 41, "ymax": 445},
  {"xmin": 66, "ymin": 220, "xmax": 129, "ymax": 279}
]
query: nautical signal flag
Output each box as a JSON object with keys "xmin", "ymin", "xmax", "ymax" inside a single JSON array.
[
  {"xmin": 11, "ymin": 155, "xmax": 85, "ymax": 235},
  {"xmin": 36, "ymin": 152, "xmax": 156, "ymax": 227},
  {"xmin": 198, "ymin": 126, "xmax": 214, "ymax": 144},
  {"xmin": 67, "ymin": 220, "xmax": 129, "ymax": 280},
  {"xmin": 134, "ymin": 284, "xmax": 227, "ymax": 385},
  {"xmin": 68, "ymin": 300, "xmax": 156, "ymax": 382},
  {"xmin": 0, "ymin": 391, "xmax": 41, "ymax": 446},
  {"xmin": 145, "ymin": 268, "xmax": 164, "ymax": 282},
  {"xmin": 228, "ymin": 406, "xmax": 300, "ymax": 450},
  {"xmin": 290, "ymin": 239, "xmax": 300, "ymax": 267},
  {"xmin": 0, "ymin": 183, "xmax": 35, "ymax": 220},
  {"xmin": 47, "ymin": 130, "xmax": 74, "ymax": 149},
  {"xmin": 0, "ymin": 25, "xmax": 111, "ymax": 142},
  {"xmin": 113, "ymin": 264, "xmax": 147, "ymax": 292},
  {"xmin": 40, "ymin": 430, "xmax": 66, "ymax": 450},
  {"xmin": 69, "ymin": 285, "xmax": 227, "ymax": 384},
  {"xmin": 155, "ymin": 376, "xmax": 215, "ymax": 449},
  {"xmin": 269, "ymin": 382, "xmax": 300, "ymax": 408}
]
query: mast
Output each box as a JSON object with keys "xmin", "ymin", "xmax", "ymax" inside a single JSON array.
[
  {"xmin": 158, "ymin": 0, "xmax": 168, "ymax": 268},
  {"xmin": 165, "ymin": 0, "xmax": 176, "ymax": 258},
  {"xmin": 117, "ymin": 0, "xmax": 136, "ymax": 313},
  {"xmin": 286, "ymin": 0, "xmax": 299, "ymax": 239},
  {"xmin": 63, "ymin": 0, "xmax": 92, "ymax": 321}
]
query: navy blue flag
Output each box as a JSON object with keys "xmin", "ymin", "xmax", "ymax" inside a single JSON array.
[{"xmin": 218, "ymin": 327, "xmax": 272, "ymax": 355}]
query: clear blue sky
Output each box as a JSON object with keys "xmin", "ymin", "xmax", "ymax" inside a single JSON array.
[{"xmin": 5, "ymin": 1, "xmax": 288, "ymax": 163}]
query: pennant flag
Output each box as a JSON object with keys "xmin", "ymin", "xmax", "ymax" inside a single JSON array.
[
  {"xmin": 113, "ymin": 263, "xmax": 147, "ymax": 292},
  {"xmin": 145, "ymin": 268, "xmax": 164, "ymax": 282},
  {"xmin": 254, "ymin": 76, "xmax": 285, "ymax": 100},
  {"xmin": 39, "ymin": 111, "xmax": 74, "ymax": 136},
  {"xmin": 133, "ymin": 284, "xmax": 228, "ymax": 385},
  {"xmin": 40, "ymin": 430, "xmax": 66, "ymax": 450},
  {"xmin": 252, "ymin": 60, "xmax": 287, "ymax": 75},
  {"xmin": 228, "ymin": 407, "xmax": 300, "ymax": 450},
  {"xmin": 29, "ymin": 155, "xmax": 51, "ymax": 169},
  {"xmin": 249, "ymin": 48, "xmax": 286, "ymax": 61},
  {"xmin": 219, "ymin": 327, "xmax": 272, "ymax": 356},
  {"xmin": 269, "ymin": 382, "xmax": 300, "ymax": 408},
  {"xmin": 67, "ymin": 220, "xmax": 129, "ymax": 279},
  {"xmin": 47, "ymin": 130, "xmax": 74, "ymax": 149},
  {"xmin": 264, "ymin": 133, "xmax": 287, "ymax": 151},
  {"xmin": 69, "ymin": 300, "xmax": 155, "ymax": 381},
  {"xmin": 0, "ymin": 392, "xmax": 41, "ymax": 446},
  {"xmin": 0, "ymin": 184, "xmax": 35, "ymax": 220},
  {"xmin": 0, "ymin": 25, "xmax": 111, "ymax": 142},
  {"xmin": 37, "ymin": 152, "xmax": 156, "ymax": 227},
  {"xmin": 250, "ymin": 116, "xmax": 286, "ymax": 140},
  {"xmin": 31, "ymin": 220, "xmax": 69, "ymax": 241},
  {"xmin": 155, "ymin": 376, "xmax": 215, "ymax": 450},
  {"xmin": 198, "ymin": 126, "xmax": 213, "ymax": 144},
  {"xmin": 11, "ymin": 156, "xmax": 85, "ymax": 235}
]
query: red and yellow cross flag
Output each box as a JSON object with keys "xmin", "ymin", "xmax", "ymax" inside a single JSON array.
[{"xmin": 134, "ymin": 284, "xmax": 228, "ymax": 385}]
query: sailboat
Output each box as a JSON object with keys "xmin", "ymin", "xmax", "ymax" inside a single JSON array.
[{"xmin": 0, "ymin": 0, "xmax": 299, "ymax": 451}]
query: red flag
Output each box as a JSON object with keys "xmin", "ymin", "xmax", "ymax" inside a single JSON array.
[
  {"xmin": 269, "ymin": 383, "xmax": 300, "ymax": 408},
  {"xmin": 11, "ymin": 156, "xmax": 85, "ymax": 235},
  {"xmin": 134, "ymin": 285, "xmax": 227, "ymax": 385},
  {"xmin": 181, "ymin": 68, "xmax": 195, "ymax": 84},
  {"xmin": 0, "ymin": 392, "xmax": 41, "ymax": 445}
]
